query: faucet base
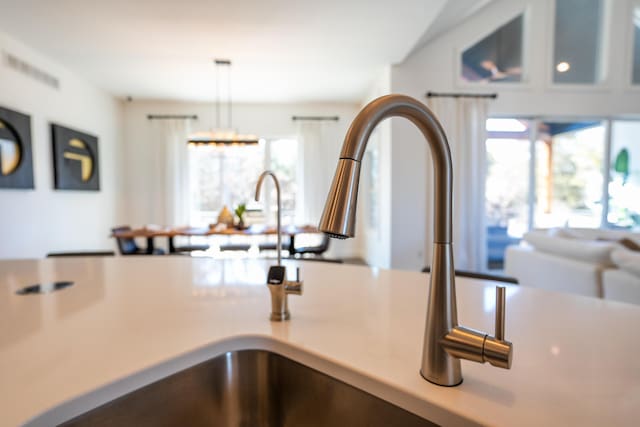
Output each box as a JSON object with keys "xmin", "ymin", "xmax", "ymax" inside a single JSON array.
[
  {"xmin": 421, "ymin": 243, "xmax": 462, "ymax": 387},
  {"xmin": 420, "ymin": 371, "xmax": 463, "ymax": 387},
  {"xmin": 270, "ymin": 311, "xmax": 291, "ymax": 322}
]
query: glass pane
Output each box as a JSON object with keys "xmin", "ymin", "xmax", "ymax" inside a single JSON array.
[
  {"xmin": 553, "ymin": 0, "xmax": 604, "ymax": 84},
  {"xmin": 485, "ymin": 118, "xmax": 531, "ymax": 269},
  {"xmin": 534, "ymin": 121, "xmax": 605, "ymax": 228},
  {"xmin": 633, "ymin": 6, "xmax": 640, "ymax": 84},
  {"xmin": 189, "ymin": 143, "xmax": 265, "ymax": 226},
  {"xmin": 268, "ymin": 139, "xmax": 298, "ymax": 224},
  {"xmin": 608, "ymin": 121, "xmax": 640, "ymax": 229},
  {"xmin": 461, "ymin": 15, "xmax": 523, "ymax": 83}
]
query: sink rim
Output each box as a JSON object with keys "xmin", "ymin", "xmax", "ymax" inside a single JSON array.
[{"xmin": 23, "ymin": 334, "xmax": 477, "ymax": 427}]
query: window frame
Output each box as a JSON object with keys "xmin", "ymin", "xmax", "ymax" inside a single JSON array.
[
  {"xmin": 455, "ymin": 6, "xmax": 532, "ymax": 90},
  {"xmin": 627, "ymin": 0, "xmax": 640, "ymax": 88},
  {"xmin": 485, "ymin": 114, "xmax": 640, "ymax": 233},
  {"xmin": 605, "ymin": 118, "xmax": 640, "ymax": 228},
  {"xmin": 188, "ymin": 136, "xmax": 299, "ymax": 227},
  {"xmin": 546, "ymin": 0, "xmax": 613, "ymax": 90}
]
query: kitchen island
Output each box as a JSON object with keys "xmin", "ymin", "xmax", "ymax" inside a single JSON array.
[{"xmin": 1, "ymin": 257, "xmax": 638, "ymax": 426}]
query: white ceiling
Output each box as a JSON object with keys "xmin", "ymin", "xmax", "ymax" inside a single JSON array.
[{"xmin": 0, "ymin": 0, "xmax": 452, "ymax": 103}]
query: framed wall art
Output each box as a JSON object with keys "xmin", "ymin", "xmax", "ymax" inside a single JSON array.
[
  {"xmin": 51, "ymin": 124, "xmax": 100, "ymax": 191},
  {"xmin": 0, "ymin": 105, "xmax": 34, "ymax": 189}
]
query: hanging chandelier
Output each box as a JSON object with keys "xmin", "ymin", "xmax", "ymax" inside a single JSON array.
[{"xmin": 188, "ymin": 59, "xmax": 260, "ymax": 145}]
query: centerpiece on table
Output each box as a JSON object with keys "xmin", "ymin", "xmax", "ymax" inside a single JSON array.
[{"xmin": 235, "ymin": 203, "xmax": 248, "ymax": 230}]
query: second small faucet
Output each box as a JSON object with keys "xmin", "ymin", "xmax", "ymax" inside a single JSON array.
[{"xmin": 255, "ymin": 170, "xmax": 303, "ymax": 321}]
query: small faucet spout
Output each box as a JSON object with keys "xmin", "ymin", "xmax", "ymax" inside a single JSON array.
[
  {"xmin": 319, "ymin": 94, "xmax": 513, "ymax": 386},
  {"xmin": 256, "ymin": 170, "xmax": 303, "ymax": 321},
  {"xmin": 255, "ymin": 171, "xmax": 282, "ymax": 266}
]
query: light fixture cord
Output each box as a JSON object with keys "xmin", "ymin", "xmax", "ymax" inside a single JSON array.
[
  {"xmin": 228, "ymin": 61, "xmax": 232, "ymax": 130},
  {"xmin": 216, "ymin": 61, "xmax": 220, "ymax": 129}
]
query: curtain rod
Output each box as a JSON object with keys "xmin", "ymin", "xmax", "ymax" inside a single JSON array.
[
  {"xmin": 147, "ymin": 114, "xmax": 199, "ymax": 120},
  {"xmin": 291, "ymin": 115, "xmax": 339, "ymax": 121},
  {"xmin": 426, "ymin": 91, "xmax": 497, "ymax": 99}
]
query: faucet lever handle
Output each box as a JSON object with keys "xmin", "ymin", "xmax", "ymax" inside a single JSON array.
[
  {"xmin": 285, "ymin": 267, "xmax": 303, "ymax": 295},
  {"xmin": 495, "ymin": 286, "xmax": 506, "ymax": 341}
]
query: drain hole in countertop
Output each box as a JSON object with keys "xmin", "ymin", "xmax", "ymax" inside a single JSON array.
[{"xmin": 16, "ymin": 281, "xmax": 74, "ymax": 295}]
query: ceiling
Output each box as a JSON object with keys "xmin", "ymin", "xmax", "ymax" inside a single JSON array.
[{"xmin": 0, "ymin": 0, "xmax": 456, "ymax": 103}]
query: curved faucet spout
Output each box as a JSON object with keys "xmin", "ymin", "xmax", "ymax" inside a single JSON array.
[
  {"xmin": 255, "ymin": 171, "xmax": 282, "ymax": 266},
  {"xmin": 319, "ymin": 94, "xmax": 512, "ymax": 387},
  {"xmin": 319, "ymin": 94, "xmax": 452, "ymax": 243}
]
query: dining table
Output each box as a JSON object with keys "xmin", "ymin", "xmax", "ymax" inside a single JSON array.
[{"xmin": 111, "ymin": 224, "xmax": 319, "ymax": 255}]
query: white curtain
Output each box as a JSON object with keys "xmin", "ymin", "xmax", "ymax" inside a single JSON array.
[
  {"xmin": 148, "ymin": 119, "xmax": 191, "ymax": 226},
  {"xmin": 427, "ymin": 97, "xmax": 489, "ymax": 272},
  {"xmin": 295, "ymin": 120, "xmax": 341, "ymax": 225}
]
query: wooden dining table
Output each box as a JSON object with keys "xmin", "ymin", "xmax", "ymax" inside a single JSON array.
[{"xmin": 111, "ymin": 224, "xmax": 319, "ymax": 254}]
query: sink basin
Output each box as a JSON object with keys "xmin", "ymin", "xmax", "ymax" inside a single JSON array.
[{"xmin": 60, "ymin": 350, "xmax": 436, "ymax": 427}]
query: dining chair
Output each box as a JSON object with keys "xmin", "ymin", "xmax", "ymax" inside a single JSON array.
[
  {"xmin": 169, "ymin": 237, "xmax": 210, "ymax": 254},
  {"xmin": 258, "ymin": 236, "xmax": 291, "ymax": 253},
  {"xmin": 111, "ymin": 226, "xmax": 165, "ymax": 255},
  {"xmin": 291, "ymin": 233, "xmax": 331, "ymax": 257},
  {"xmin": 219, "ymin": 243, "xmax": 252, "ymax": 252}
]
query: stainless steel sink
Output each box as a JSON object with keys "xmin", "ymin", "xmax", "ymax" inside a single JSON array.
[{"xmin": 60, "ymin": 350, "xmax": 437, "ymax": 427}]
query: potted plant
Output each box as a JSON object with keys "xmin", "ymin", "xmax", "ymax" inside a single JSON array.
[{"xmin": 235, "ymin": 203, "xmax": 247, "ymax": 229}]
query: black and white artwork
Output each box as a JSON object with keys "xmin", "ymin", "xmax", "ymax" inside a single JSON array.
[{"xmin": 51, "ymin": 124, "xmax": 100, "ymax": 191}]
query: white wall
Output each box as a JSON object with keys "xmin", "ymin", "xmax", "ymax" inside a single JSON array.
[
  {"xmin": 387, "ymin": 0, "xmax": 640, "ymax": 271},
  {"xmin": 0, "ymin": 32, "xmax": 123, "ymax": 259},
  {"xmin": 121, "ymin": 99, "xmax": 362, "ymax": 259}
]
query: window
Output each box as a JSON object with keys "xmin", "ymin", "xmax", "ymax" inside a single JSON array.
[
  {"xmin": 608, "ymin": 121, "xmax": 640, "ymax": 228},
  {"xmin": 461, "ymin": 15, "xmax": 524, "ymax": 83},
  {"xmin": 189, "ymin": 139, "xmax": 298, "ymax": 227},
  {"xmin": 534, "ymin": 121, "xmax": 606, "ymax": 228},
  {"xmin": 485, "ymin": 117, "xmax": 640, "ymax": 269},
  {"xmin": 633, "ymin": 5, "xmax": 640, "ymax": 84},
  {"xmin": 485, "ymin": 118, "xmax": 532, "ymax": 237},
  {"xmin": 264, "ymin": 139, "xmax": 298, "ymax": 223},
  {"xmin": 485, "ymin": 119, "xmax": 532, "ymax": 269},
  {"xmin": 553, "ymin": 0, "xmax": 605, "ymax": 84}
]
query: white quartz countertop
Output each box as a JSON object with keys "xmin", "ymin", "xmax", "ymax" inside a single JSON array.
[{"xmin": 1, "ymin": 257, "xmax": 639, "ymax": 426}]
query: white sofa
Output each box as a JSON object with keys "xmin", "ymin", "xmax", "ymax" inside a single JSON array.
[
  {"xmin": 505, "ymin": 228, "xmax": 640, "ymax": 304},
  {"xmin": 603, "ymin": 269, "xmax": 640, "ymax": 305},
  {"xmin": 603, "ymin": 249, "xmax": 640, "ymax": 305}
]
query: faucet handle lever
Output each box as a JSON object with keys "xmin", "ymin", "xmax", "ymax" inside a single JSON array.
[
  {"xmin": 484, "ymin": 285, "xmax": 512, "ymax": 369},
  {"xmin": 285, "ymin": 267, "xmax": 303, "ymax": 295},
  {"xmin": 495, "ymin": 286, "xmax": 506, "ymax": 341}
]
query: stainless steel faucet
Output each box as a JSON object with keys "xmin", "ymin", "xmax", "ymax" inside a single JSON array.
[
  {"xmin": 319, "ymin": 94, "xmax": 512, "ymax": 386},
  {"xmin": 255, "ymin": 171, "xmax": 303, "ymax": 321}
]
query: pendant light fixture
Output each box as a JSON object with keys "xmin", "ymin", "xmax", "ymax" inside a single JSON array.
[{"xmin": 188, "ymin": 59, "xmax": 260, "ymax": 145}]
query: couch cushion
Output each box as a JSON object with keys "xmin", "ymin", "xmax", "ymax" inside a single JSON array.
[
  {"xmin": 566, "ymin": 227, "xmax": 640, "ymax": 246},
  {"xmin": 523, "ymin": 231, "xmax": 616, "ymax": 266},
  {"xmin": 611, "ymin": 249, "xmax": 640, "ymax": 278}
]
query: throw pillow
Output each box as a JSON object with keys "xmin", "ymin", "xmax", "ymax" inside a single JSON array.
[{"xmin": 618, "ymin": 238, "xmax": 640, "ymax": 252}]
